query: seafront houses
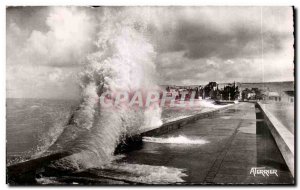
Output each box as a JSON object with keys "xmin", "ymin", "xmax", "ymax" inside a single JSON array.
[
  {"xmin": 241, "ymin": 88, "xmax": 256, "ymax": 100},
  {"xmin": 265, "ymin": 91, "xmax": 281, "ymax": 102},
  {"xmin": 261, "ymin": 90, "xmax": 294, "ymax": 103},
  {"xmin": 281, "ymin": 91, "xmax": 294, "ymax": 103}
]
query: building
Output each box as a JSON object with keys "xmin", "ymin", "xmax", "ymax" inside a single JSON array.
[
  {"xmin": 281, "ymin": 90, "xmax": 294, "ymax": 103},
  {"xmin": 265, "ymin": 91, "xmax": 281, "ymax": 102},
  {"xmin": 241, "ymin": 88, "xmax": 257, "ymax": 100}
]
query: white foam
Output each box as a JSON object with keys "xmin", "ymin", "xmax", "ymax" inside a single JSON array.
[
  {"xmin": 36, "ymin": 177, "xmax": 63, "ymax": 185},
  {"xmin": 221, "ymin": 116, "xmax": 231, "ymax": 119},
  {"xmin": 104, "ymin": 163, "xmax": 187, "ymax": 184},
  {"xmin": 143, "ymin": 135, "xmax": 208, "ymax": 145},
  {"xmin": 46, "ymin": 8, "xmax": 162, "ymax": 171},
  {"xmin": 37, "ymin": 163, "xmax": 187, "ymax": 184}
]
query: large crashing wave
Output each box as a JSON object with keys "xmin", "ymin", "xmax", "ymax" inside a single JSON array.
[{"xmin": 45, "ymin": 8, "xmax": 162, "ymax": 171}]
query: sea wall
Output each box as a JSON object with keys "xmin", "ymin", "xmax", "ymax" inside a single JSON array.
[
  {"xmin": 115, "ymin": 104, "xmax": 235, "ymax": 153},
  {"xmin": 141, "ymin": 105, "xmax": 233, "ymax": 137},
  {"xmin": 8, "ymin": 103, "xmax": 235, "ymax": 184},
  {"xmin": 256, "ymin": 102, "xmax": 294, "ymax": 177}
]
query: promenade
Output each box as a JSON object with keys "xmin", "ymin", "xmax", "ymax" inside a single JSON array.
[
  {"xmin": 7, "ymin": 102, "xmax": 294, "ymax": 185},
  {"xmin": 119, "ymin": 102, "xmax": 294, "ymax": 184}
]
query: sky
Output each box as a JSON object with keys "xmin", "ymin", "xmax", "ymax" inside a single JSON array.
[{"xmin": 6, "ymin": 6, "xmax": 294, "ymax": 99}]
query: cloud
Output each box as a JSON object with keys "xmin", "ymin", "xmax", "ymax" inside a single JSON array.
[
  {"xmin": 149, "ymin": 7, "xmax": 294, "ymax": 84},
  {"xmin": 157, "ymin": 49, "xmax": 294, "ymax": 85},
  {"xmin": 7, "ymin": 7, "xmax": 97, "ymax": 98},
  {"xmin": 6, "ymin": 65, "xmax": 80, "ymax": 99},
  {"xmin": 16, "ymin": 7, "xmax": 96, "ymax": 67},
  {"xmin": 149, "ymin": 7, "xmax": 293, "ymax": 60},
  {"xmin": 6, "ymin": 7, "xmax": 294, "ymax": 98}
]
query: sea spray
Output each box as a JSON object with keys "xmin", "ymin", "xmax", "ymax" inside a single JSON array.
[{"xmin": 46, "ymin": 8, "xmax": 162, "ymax": 171}]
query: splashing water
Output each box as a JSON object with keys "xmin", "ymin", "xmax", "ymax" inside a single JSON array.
[
  {"xmin": 36, "ymin": 163, "xmax": 187, "ymax": 184},
  {"xmin": 101, "ymin": 163, "xmax": 187, "ymax": 184},
  {"xmin": 45, "ymin": 8, "xmax": 162, "ymax": 171},
  {"xmin": 143, "ymin": 135, "xmax": 208, "ymax": 145}
]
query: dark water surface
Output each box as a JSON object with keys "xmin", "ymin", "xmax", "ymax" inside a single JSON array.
[
  {"xmin": 6, "ymin": 98, "xmax": 220, "ymax": 165},
  {"xmin": 7, "ymin": 100, "xmax": 293, "ymax": 184},
  {"xmin": 6, "ymin": 98, "xmax": 79, "ymax": 165}
]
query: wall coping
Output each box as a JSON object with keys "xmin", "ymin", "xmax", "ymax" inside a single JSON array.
[
  {"xmin": 257, "ymin": 102, "xmax": 294, "ymax": 154},
  {"xmin": 139, "ymin": 103, "xmax": 235, "ymax": 136},
  {"xmin": 256, "ymin": 102, "xmax": 294, "ymax": 177}
]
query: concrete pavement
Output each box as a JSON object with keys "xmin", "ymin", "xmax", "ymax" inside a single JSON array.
[{"xmin": 119, "ymin": 102, "xmax": 294, "ymax": 184}]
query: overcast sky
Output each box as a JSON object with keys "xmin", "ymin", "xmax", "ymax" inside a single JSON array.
[{"xmin": 6, "ymin": 7, "xmax": 294, "ymax": 98}]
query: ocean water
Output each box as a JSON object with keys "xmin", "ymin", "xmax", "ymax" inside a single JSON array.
[
  {"xmin": 5, "ymin": 8, "xmax": 227, "ymax": 183},
  {"xmin": 6, "ymin": 98, "xmax": 221, "ymax": 166},
  {"xmin": 6, "ymin": 98, "xmax": 79, "ymax": 165},
  {"xmin": 161, "ymin": 99, "xmax": 226, "ymax": 123},
  {"xmin": 7, "ymin": 98, "xmax": 225, "ymax": 184}
]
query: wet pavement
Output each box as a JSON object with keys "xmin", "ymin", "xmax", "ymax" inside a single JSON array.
[{"xmin": 119, "ymin": 102, "xmax": 294, "ymax": 184}]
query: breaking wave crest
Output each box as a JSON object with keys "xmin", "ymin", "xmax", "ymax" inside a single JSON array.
[{"xmin": 44, "ymin": 8, "xmax": 162, "ymax": 171}]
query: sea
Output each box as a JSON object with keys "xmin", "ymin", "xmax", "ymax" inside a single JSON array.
[
  {"xmin": 7, "ymin": 98, "xmax": 225, "ymax": 184},
  {"xmin": 6, "ymin": 98, "xmax": 79, "ymax": 165},
  {"xmin": 7, "ymin": 98, "xmax": 293, "ymax": 184}
]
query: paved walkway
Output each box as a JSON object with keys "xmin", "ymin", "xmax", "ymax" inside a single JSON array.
[{"xmin": 120, "ymin": 102, "xmax": 294, "ymax": 184}]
